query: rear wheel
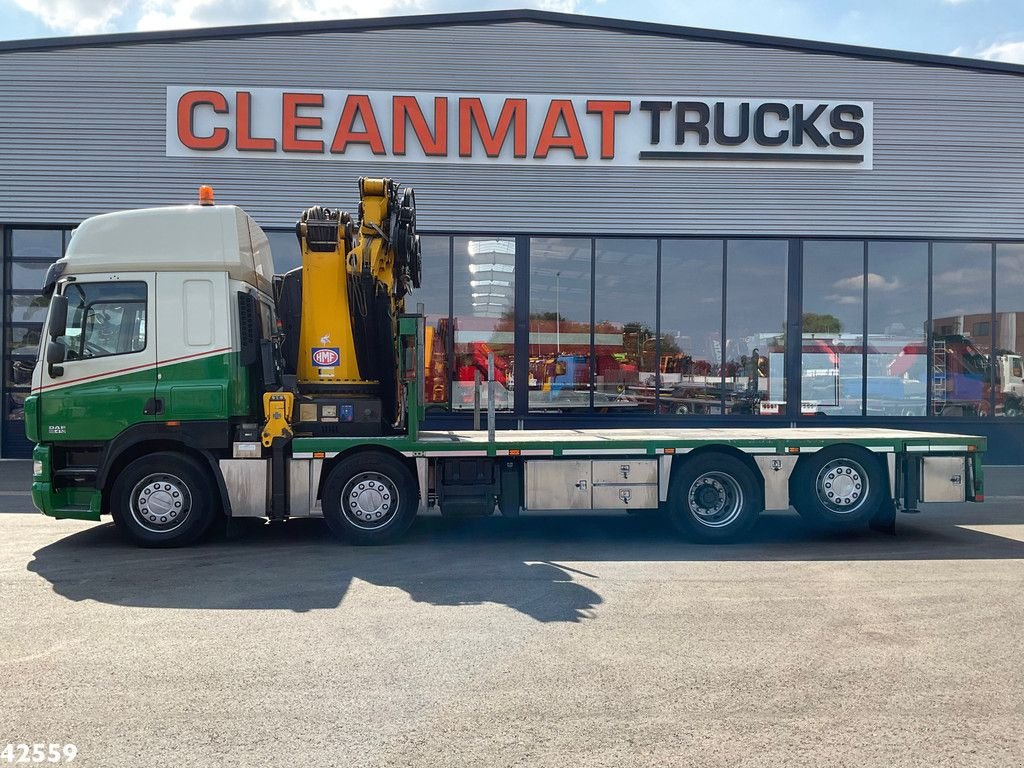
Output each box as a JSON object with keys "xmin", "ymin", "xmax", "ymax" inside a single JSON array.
[
  {"xmin": 666, "ymin": 453, "xmax": 761, "ymax": 543},
  {"xmin": 110, "ymin": 452, "xmax": 218, "ymax": 547},
  {"xmin": 791, "ymin": 445, "xmax": 885, "ymax": 529},
  {"xmin": 321, "ymin": 452, "xmax": 418, "ymax": 545}
]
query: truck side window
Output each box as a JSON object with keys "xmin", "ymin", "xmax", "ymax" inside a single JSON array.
[{"xmin": 60, "ymin": 282, "xmax": 147, "ymax": 361}]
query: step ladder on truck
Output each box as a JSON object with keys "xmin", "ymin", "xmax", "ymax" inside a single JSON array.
[{"xmin": 27, "ymin": 180, "xmax": 985, "ymax": 547}]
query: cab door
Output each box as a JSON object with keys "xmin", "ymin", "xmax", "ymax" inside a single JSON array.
[
  {"xmin": 154, "ymin": 272, "xmax": 234, "ymax": 422},
  {"xmin": 36, "ymin": 274, "xmax": 157, "ymax": 443}
]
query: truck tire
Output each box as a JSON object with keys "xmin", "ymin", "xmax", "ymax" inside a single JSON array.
[
  {"xmin": 666, "ymin": 453, "xmax": 761, "ymax": 543},
  {"xmin": 110, "ymin": 452, "xmax": 218, "ymax": 548},
  {"xmin": 321, "ymin": 452, "xmax": 417, "ymax": 545},
  {"xmin": 790, "ymin": 445, "xmax": 885, "ymax": 529}
]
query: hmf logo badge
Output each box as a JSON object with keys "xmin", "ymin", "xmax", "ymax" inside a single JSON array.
[{"xmin": 312, "ymin": 347, "xmax": 340, "ymax": 367}]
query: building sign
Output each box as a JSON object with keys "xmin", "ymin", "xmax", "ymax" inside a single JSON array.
[{"xmin": 166, "ymin": 86, "xmax": 873, "ymax": 169}]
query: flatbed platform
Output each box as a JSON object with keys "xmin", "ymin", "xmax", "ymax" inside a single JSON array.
[{"xmin": 293, "ymin": 427, "xmax": 985, "ymax": 459}]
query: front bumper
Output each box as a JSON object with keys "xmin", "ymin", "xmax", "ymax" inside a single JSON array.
[{"xmin": 31, "ymin": 444, "xmax": 102, "ymax": 521}]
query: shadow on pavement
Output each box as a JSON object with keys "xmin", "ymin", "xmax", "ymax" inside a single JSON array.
[{"xmin": 27, "ymin": 504, "xmax": 1024, "ymax": 621}]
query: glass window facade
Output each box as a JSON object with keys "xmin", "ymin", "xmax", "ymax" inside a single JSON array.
[
  {"xmin": 593, "ymin": 239, "xmax": 658, "ymax": 413},
  {"xmin": 996, "ymin": 244, "xmax": 1024, "ymax": 418},
  {"xmin": 5, "ymin": 223, "xmax": 1024, "ymax": 456},
  {"xmin": 802, "ymin": 241, "xmax": 863, "ymax": 415},
  {"xmin": 660, "ymin": 240, "xmax": 723, "ymax": 416},
  {"xmin": 867, "ymin": 242, "xmax": 928, "ymax": 416},
  {"xmin": 529, "ymin": 238, "xmax": 591, "ymax": 412},
  {"xmin": 416, "ymin": 236, "xmax": 451, "ymax": 410},
  {"xmin": 932, "ymin": 243, "xmax": 992, "ymax": 417},
  {"xmin": 452, "ymin": 236, "xmax": 515, "ymax": 412},
  {"xmin": 3, "ymin": 228, "xmax": 68, "ymax": 455},
  {"xmin": 726, "ymin": 240, "xmax": 788, "ymax": 415}
]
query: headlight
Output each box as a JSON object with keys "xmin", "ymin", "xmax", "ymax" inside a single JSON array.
[{"xmin": 33, "ymin": 460, "xmax": 43, "ymax": 477}]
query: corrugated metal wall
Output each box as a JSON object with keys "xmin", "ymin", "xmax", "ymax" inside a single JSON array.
[{"xmin": 1, "ymin": 20, "xmax": 1023, "ymax": 237}]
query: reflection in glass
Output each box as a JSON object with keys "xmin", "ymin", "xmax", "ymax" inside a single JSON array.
[
  {"xmin": 411, "ymin": 236, "xmax": 451, "ymax": 408},
  {"xmin": 6, "ymin": 390, "xmax": 28, "ymax": 421},
  {"xmin": 725, "ymin": 240, "xmax": 787, "ymax": 415},
  {"xmin": 10, "ymin": 262, "xmax": 55, "ymax": 291},
  {"xmin": 528, "ymin": 238, "xmax": 592, "ymax": 412},
  {"xmin": 995, "ymin": 243, "xmax": 1024, "ymax": 418},
  {"xmin": 7, "ymin": 327, "xmax": 41, "ymax": 357},
  {"xmin": 6, "ymin": 230, "xmax": 67, "ymax": 434},
  {"xmin": 660, "ymin": 240, "xmax": 723, "ymax": 415},
  {"xmin": 6, "ymin": 358, "xmax": 35, "ymax": 388},
  {"xmin": 802, "ymin": 242, "xmax": 864, "ymax": 415},
  {"xmin": 452, "ymin": 237, "xmax": 515, "ymax": 411},
  {"xmin": 12, "ymin": 230, "xmax": 62, "ymax": 259},
  {"xmin": 932, "ymin": 243, "xmax": 992, "ymax": 416},
  {"xmin": 266, "ymin": 231, "xmax": 301, "ymax": 274},
  {"xmin": 594, "ymin": 239, "xmax": 657, "ymax": 413},
  {"xmin": 866, "ymin": 242, "xmax": 928, "ymax": 415},
  {"xmin": 9, "ymin": 294, "xmax": 50, "ymax": 323}
]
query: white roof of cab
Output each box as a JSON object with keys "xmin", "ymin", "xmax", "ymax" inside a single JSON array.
[{"xmin": 60, "ymin": 204, "xmax": 275, "ymax": 294}]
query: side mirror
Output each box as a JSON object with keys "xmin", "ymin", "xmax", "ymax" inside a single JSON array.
[
  {"xmin": 48, "ymin": 294, "xmax": 68, "ymax": 339},
  {"xmin": 46, "ymin": 340, "xmax": 66, "ymax": 378}
]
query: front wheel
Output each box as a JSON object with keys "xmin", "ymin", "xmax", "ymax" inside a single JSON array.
[
  {"xmin": 666, "ymin": 453, "xmax": 762, "ymax": 543},
  {"xmin": 110, "ymin": 452, "xmax": 218, "ymax": 547},
  {"xmin": 321, "ymin": 452, "xmax": 418, "ymax": 545}
]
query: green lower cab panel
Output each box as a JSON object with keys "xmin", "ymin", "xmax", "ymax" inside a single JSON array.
[
  {"xmin": 34, "ymin": 351, "xmax": 248, "ymax": 444},
  {"xmin": 31, "ymin": 445, "xmax": 102, "ymax": 521},
  {"xmin": 24, "ymin": 393, "xmax": 39, "ymax": 443},
  {"xmin": 31, "ymin": 482, "xmax": 102, "ymax": 521}
]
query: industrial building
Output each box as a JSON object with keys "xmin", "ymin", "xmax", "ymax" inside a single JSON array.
[{"xmin": 2, "ymin": 9, "xmax": 1023, "ymax": 460}]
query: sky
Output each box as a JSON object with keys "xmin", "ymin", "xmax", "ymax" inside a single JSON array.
[{"xmin": 0, "ymin": 0, "xmax": 1023, "ymax": 64}]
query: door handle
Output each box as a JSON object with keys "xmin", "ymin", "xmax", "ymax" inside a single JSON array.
[{"xmin": 144, "ymin": 398, "xmax": 164, "ymax": 415}]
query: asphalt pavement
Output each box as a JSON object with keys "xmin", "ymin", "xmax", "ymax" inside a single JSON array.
[{"xmin": 1, "ymin": 463, "xmax": 1023, "ymax": 767}]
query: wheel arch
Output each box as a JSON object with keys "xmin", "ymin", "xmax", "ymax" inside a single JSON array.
[
  {"xmin": 671, "ymin": 445, "xmax": 765, "ymax": 505},
  {"xmin": 316, "ymin": 445, "xmax": 418, "ymax": 502},
  {"xmin": 788, "ymin": 442, "xmax": 888, "ymax": 526},
  {"xmin": 99, "ymin": 438, "xmax": 230, "ymax": 517},
  {"xmin": 789, "ymin": 442, "xmax": 887, "ymax": 492}
]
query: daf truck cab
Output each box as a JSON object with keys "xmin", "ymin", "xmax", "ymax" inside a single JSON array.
[{"xmin": 29, "ymin": 195, "xmax": 276, "ymax": 542}]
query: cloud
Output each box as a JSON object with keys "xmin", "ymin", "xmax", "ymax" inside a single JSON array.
[
  {"xmin": 832, "ymin": 273, "xmax": 901, "ymax": 293},
  {"xmin": 974, "ymin": 40, "xmax": 1024, "ymax": 64},
  {"xmin": 135, "ymin": 0, "xmax": 415, "ymax": 31},
  {"xmin": 823, "ymin": 294, "xmax": 860, "ymax": 306},
  {"xmin": 951, "ymin": 33, "xmax": 1024, "ymax": 65},
  {"xmin": 13, "ymin": 0, "xmax": 132, "ymax": 35},
  {"xmin": 15, "ymin": 0, "xmax": 585, "ymax": 35}
]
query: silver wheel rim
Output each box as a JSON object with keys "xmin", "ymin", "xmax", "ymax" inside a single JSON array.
[
  {"xmin": 130, "ymin": 473, "xmax": 192, "ymax": 534},
  {"xmin": 687, "ymin": 471, "xmax": 744, "ymax": 528},
  {"xmin": 341, "ymin": 472, "xmax": 400, "ymax": 531},
  {"xmin": 815, "ymin": 458, "xmax": 868, "ymax": 514}
]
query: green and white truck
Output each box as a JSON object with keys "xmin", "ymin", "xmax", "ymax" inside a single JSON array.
[{"xmin": 27, "ymin": 186, "xmax": 986, "ymax": 547}]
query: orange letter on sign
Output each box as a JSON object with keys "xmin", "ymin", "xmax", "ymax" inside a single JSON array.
[
  {"xmin": 534, "ymin": 100, "xmax": 588, "ymax": 159},
  {"xmin": 236, "ymin": 91, "xmax": 276, "ymax": 152},
  {"xmin": 177, "ymin": 90, "xmax": 229, "ymax": 150},
  {"xmin": 331, "ymin": 95, "xmax": 386, "ymax": 155},
  {"xmin": 458, "ymin": 98, "xmax": 527, "ymax": 158},
  {"xmin": 282, "ymin": 93, "xmax": 324, "ymax": 153},
  {"xmin": 393, "ymin": 96, "xmax": 448, "ymax": 156},
  {"xmin": 586, "ymin": 100, "xmax": 630, "ymax": 159}
]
